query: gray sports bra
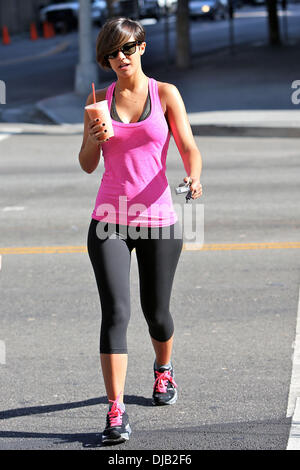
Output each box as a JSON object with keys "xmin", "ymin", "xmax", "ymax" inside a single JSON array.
[{"xmin": 111, "ymin": 87, "xmax": 151, "ymax": 123}]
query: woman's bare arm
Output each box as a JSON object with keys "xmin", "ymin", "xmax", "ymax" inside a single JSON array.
[
  {"xmin": 163, "ymin": 83, "xmax": 203, "ymax": 199},
  {"xmin": 78, "ymin": 89, "xmax": 107, "ymax": 174}
]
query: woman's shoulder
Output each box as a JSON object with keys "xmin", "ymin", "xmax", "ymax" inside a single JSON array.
[
  {"xmin": 85, "ymin": 85, "xmax": 112, "ymax": 106},
  {"xmin": 156, "ymin": 80, "xmax": 182, "ymax": 108},
  {"xmin": 156, "ymin": 80, "xmax": 179, "ymax": 94}
]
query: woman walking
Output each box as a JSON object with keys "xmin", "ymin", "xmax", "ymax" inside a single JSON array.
[{"xmin": 79, "ymin": 17, "xmax": 202, "ymax": 445}]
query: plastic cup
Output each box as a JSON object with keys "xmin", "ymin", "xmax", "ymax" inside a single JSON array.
[{"xmin": 85, "ymin": 99, "xmax": 114, "ymax": 139}]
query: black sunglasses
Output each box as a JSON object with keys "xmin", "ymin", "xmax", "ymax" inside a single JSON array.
[{"xmin": 105, "ymin": 41, "xmax": 142, "ymax": 60}]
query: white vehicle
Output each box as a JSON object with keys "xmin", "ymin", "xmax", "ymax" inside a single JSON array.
[
  {"xmin": 156, "ymin": 0, "xmax": 177, "ymax": 13},
  {"xmin": 39, "ymin": 0, "xmax": 108, "ymax": 31}
]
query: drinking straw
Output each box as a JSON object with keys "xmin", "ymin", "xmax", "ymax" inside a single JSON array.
[{"xmin": 92, "ymin": 82, "xmax": 96, "ymax": 104}]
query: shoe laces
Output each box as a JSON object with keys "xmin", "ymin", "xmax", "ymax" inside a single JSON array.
[
  {"xmin": 108, "ymin": 392, "xmax": 124, "ymax": 427},
  {"xmin": 153, "ymin": 369, "xmax": 177, "ymax": 393}
]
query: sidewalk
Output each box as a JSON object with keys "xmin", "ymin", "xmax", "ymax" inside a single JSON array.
[{"xmin": 36, "ymin": 40, "xmax": 300, "ymax": 137}]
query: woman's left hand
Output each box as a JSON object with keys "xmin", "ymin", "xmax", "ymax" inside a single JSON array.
[{"xmin": 183, "ymin": 176, "xmax": 203, "ymax": 200}]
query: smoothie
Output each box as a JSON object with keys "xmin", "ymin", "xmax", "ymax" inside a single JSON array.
[{"xmin": 85, "ymin": 100, "xmax": 114, "ymax": 139}]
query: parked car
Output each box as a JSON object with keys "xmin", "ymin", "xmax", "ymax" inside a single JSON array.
[
  {"xmin": 189, "ymin": 0, "xmax": 229, "ymax": 20},
  {"xmin": 139, "ymin": 0, "xmax": 162, "ymax": 20},
  {"xmin": 157, "ymin": 0, "xmax": 177, "ymax": 14},
  {"xmin": 39, "ymin": 0, "xmax": 108, "ymax": 32},
  {"xmin": 114, "ymin": 0, "xmax": 163, "ymax": 20}
]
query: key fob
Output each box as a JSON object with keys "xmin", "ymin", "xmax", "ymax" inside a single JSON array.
[{"xmin": 185, "ymin": 189, "xmax": 193, "ymax": 203}]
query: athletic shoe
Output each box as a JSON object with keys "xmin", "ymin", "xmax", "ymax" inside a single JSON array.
[
  {"xmin": 102, "ymin": 397, "xmax": 131, "ymax": 445},
  {"xmin": 152, "ymin": 362, "xmax": 178, "ymax": 406}
]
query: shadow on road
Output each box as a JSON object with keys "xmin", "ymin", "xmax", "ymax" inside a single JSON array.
[
  {"xmin": 0, "ymin": 416, "xmax": 292, "ymax": 449},
  {"xmin": 0, "ymin": 429, "xmax": 104, "ymax": 448},
  {"xmin": 0, "ymin": 394, "xmax": 153, "ymax": 421},
  {"xmin": 0, "ymin": 394, "xmax": 154, "ymax": 448}
]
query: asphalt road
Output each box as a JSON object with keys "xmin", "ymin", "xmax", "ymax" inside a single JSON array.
[{"xmin": 0, "ymin": 125, "xmax": 299, "ymax": 449}]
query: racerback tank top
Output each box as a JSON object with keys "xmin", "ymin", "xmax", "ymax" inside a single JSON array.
[
  {"xmin": 91, "ymin": 77, "xmax": 178, "ymax": 227},
  {"xmin": 111, "ymin": 86, "xmax": 151, "ymax": 122}
]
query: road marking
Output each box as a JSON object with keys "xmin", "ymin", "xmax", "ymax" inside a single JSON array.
[
  {"xmin": 235, "ymin": 11, "xmax": 293, "ymax": 18},
  {"xmin": 1, "ymin": 124, "xmax": 83, "ymax": 135},
  {"xmin": 0, "ymin": 246, "xmax": 87, "ymax": 255},
  {"xmin": 286, "ymin": 286, "xmax": 300, "ymax": 449},
  {"xmin": 185, "ymin": 242, "xmax": 300, "ymax": 251},
  {"xmin": 0, "ymin": 128, "xmax": 23, "ymax": 142},
  {"xmin": 0, "ymin": 40, "xmax": 70, "ymax": 66},
  {"xmin": 286, "ymin": 286, "xmax": 300, "ymax": 417},
  {"xmin": 287, "ymin": 397, "xmax": 300, "ymax": 450},
  {"xmin": 0, "ymin": 256, "xmax": 4, "ymax": 366},
  {"xmin": 0, "ymin": 241, "xmax": 299, "ymax": 255},
  {"xmin": 2, "ymin": 206, "xmax": 25, "ymax": 212}
]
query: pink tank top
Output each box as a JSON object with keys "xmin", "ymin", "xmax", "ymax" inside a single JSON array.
[{"xmin": 91, "ymin": 77, "xmax": 178, "ymax": 227}]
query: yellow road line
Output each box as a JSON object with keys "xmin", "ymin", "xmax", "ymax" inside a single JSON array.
[
  {"xmin": 187, "ymin": 242, "xmax": 300, "ymax": 251},
  {"xmin": 0, "ymin": 242, "xmax": 299, "ymax": 255},
  {"xmin": 0, "ymin": 40, "xmax": 70, "ymax": 66}
]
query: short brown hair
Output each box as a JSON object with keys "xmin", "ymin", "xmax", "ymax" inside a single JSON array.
[{"xmin": 96, "ymin": 17, "xmax": 146, "ymax": 70}]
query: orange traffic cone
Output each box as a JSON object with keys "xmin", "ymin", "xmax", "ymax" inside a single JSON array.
[
  {"xmin": 48, "ymin": 22, "xmax": 55, "ymax": 37},
  {"xmin": 43, "ymin": 21, "xmax": 55, "ymax": 39},
  {"xmin": 2, "ymin": 26, "xmax": 11, "ymax": 45},
  {"xmin": 30, "ymin": 22, "xmax": 38, "ymax": 41},
  {"xmin": 43, "ymin": 21, "xmax": 50, "ymax": 39}
]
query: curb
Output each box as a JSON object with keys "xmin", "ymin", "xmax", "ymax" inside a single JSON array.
[
  {"xmin": 35, "ymin": 101, "xmax": 300, "ymax": 137},
  {"xmin": 191, "ymin": 125, "xmax": 300, "ymax": 138},
  {"xmin": 35, "ymin": 99, "xmax": 67, "ymax": 127}
]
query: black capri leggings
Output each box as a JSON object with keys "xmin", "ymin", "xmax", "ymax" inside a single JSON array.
[{"xmin": 87, "ymin": 218, "xmax": 183, "ymax": 354}]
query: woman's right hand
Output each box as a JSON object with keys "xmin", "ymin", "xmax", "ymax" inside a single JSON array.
[{"xmin": 88, "ymin": 118, "xmax": 110, "ymax": 146}]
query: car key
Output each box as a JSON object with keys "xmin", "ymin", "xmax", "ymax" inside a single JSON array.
[{"xmin": 185, "ymin": 189, "xmax": 193, "ymax": 203}]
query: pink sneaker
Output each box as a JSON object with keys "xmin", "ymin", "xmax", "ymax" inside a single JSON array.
[
  {"xmin": 102, "ymin": 394, "xmax": 131, "ymax": 445},
  {"xmin": 152, "ymin": 363, "xmax": 178, "ymax": 406}
]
